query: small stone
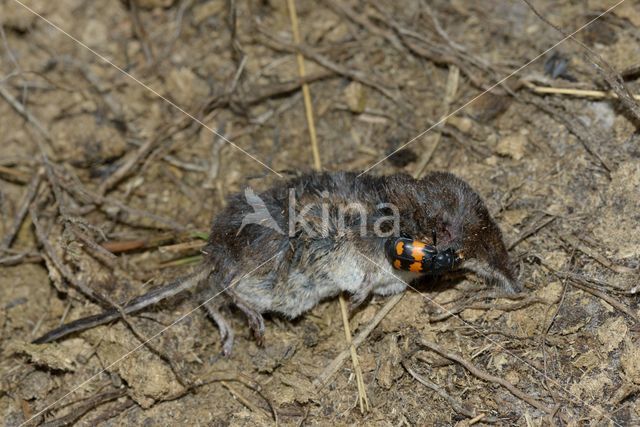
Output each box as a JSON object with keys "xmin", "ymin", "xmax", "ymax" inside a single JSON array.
[
  {"xmin": 502, "ymin": 209, "xmax": 528, "ymax": 226},
  {"xmin": 165, "ymin": 67, "xmax": 210, "ymax": 108},
  {"xmin": 495, "ymin": 133, "xmax": 527, "ymax": 160},
  {"xmin": 82, "ymin": 19, "xmax": 108, "ymax": 47},
  {"xmin": 448, "ymin": 116, "xmax": 473, "ymax": 133},
  {"xmin": 344, "ymin": 82, "xmax": 367, "ymax": 114}
]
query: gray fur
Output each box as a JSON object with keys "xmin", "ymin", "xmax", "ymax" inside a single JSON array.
[{"xmin": 34, "ymin": 172, "xmax": 520, "ymax": 354}]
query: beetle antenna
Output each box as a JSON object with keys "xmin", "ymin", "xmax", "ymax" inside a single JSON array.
[{"xmin": 432, "ymin": 228, "xmax": 437, "ymax": 246}]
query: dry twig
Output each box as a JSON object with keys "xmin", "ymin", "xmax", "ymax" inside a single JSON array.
[
  {"xmin": 374, "ymin": 4, "xmax": 492, "ymax": 92},
  {"xmin": 0, "ymin": 84, "xmax": 51, "ymax": 143},
  {"xmin": 286, "ymin": 0, "xmax": 368, "ymax": 410},
  {"xmin": 287, "ymin": 0, "xmax": 321, "ymax": 171},
  {"xmin": 430, "ymin": 295, "xmax": 546, "ymax": 322},
  {"xmin": 126, "ymin": 0, "xmax": 155, "ymax": 64},
  {"xmin": 551, "ymin": 269, "xmax": 637, "ymax": 295},
  {"xmin": 560, "ymin": 234, "xmax": 636, "ymax": 274},
  {"xmin": 97, "ymin": 124, "xmax": 170, "ymax": 195},
  {"xmin": 508, "ymin": 213, "xmax": 556, "ymax": 251},
  {"xmin": 48, "ymin": 161, "xmax": 186, "ymax": 231},
  {"xmin": 402, "ymin": 360, "xmax": 477, "ymax": 418},
  {"xmin": 413, "ymin": 65, "xmax": 459, "ymax": 179},
  {"xmin": 314, "ymin": 293, "xmax": 404, "ymax": 389},
  {"xmin": 82, "ymin": 398, "xmax": 136, "ymax": 425},
  {"xmin": 542, "ymin": 261, "xmax": 639, "ymax": 323},
  {"xmin": 338, "ymin": 294, "xmax": 370, "ymax": 413},
  {"xmin": 29, "ymin": 203, "xmax": 108, "ymax": 305},
  {"xmin": 117, "ymin": 308, "xmax": 193, "ymax": 388},
  {"xmin": 524, "ymin": 81, "xmax": 640, "ymax": 101},
  {"xmin": 1, "ymin": 168, "xmax": 43, "ymax": 250},
  {"xmin": 323, "ymin": 0, "xmax": 406, "ymax": 53},
  {"xmin": 39, "ymin": 389, "xmax": 128, "ymax": 427},
  {"xmin": 419, "ymin": 339, "xmax": 555, "ymax": 414},
  {"xmin": 524, "ymin": 94, "xmax": 612, "ymax": 174},
  {"xmin": 194, "ymin": 370, "xmax": 277, "ymax": 423},
  {"xmin": 569, "ymin": 280, "xmax": 639, "ymax": 324},
  {"xmin": 0, "ymin": 251, "xmax": 42, "ymax": 266},
  {"xmin": 256, "ymin": 27, "xmax": 398, "ymax": 102},
  {"xmin": 521, "ymin": 0, "xmax": 640, "ymax": 123},
  {"xmin": 0, "ymin": 164, "xmax": 30, "ymax": 184},
  {"xmin": 221, "ymin": 380, "xmax": 273, "ymax": 423}
]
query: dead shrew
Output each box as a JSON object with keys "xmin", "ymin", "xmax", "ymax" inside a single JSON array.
[{"xmin": 33, "ymin": 171, "xmax": 521, "ymax": 355}]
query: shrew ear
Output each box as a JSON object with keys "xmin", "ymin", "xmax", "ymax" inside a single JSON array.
[
  {"xmin": 460, "ymin": 258, "xmax": 522, "ymax": 294},
  {"xmin": 431, "ymin": 213, "xmax": 460, "ymax": 248}
]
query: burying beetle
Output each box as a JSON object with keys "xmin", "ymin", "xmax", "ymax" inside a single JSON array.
[{"xmin": 385, "ymin": 230, "xmax": 462, "ymax": 274}]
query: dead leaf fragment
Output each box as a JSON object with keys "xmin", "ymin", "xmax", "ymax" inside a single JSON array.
[
  {"xmin": 621, "ymin": 338, "xmax": 640, "ymax": 384},
  {"xmin": 10, "ymin": 341, "xmax": 78, "ymax": 372},
  {"xmin": 376, "ymin": 334, "xmax": 403, "ymax": 389},
  {"xmin": 596, "ymin": 317, "xmax": 627, "ymax": 353}
]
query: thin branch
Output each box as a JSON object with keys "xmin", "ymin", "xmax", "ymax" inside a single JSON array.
[
  {"xmin": 314, "ymin": 293, "xmax": 404, "ymax": 389},
  {"xmin": 1, "ymin": 168, "xmax": 43, "ymax": 250},
  {"xmin": 29, "ymin": 203, "xmax": 108, "ymax": 305},
  {"xmin": 542, "ymin": 261, "xmax": 639, "ymax": 323},
  {"xmin": 287, "ymin": 0, "xmax": 321, "ymax": 171},
  {"xmin": 256, "ymin": 27, "xmax": 399, "ymax": 103},
  {"xmin": 521, "ymin": 0, "xmax": 640, "ymax": 123},
  {"xmin": 419, "ymin": 339, "xmax": 555, "ymax": 414},
  {"xmin": 39, "ymin": 389, "xmax": 127, "ymax": 427},
  {"xmin": 0, "ymin": 84, "xmax": 51, "ymax": 143},
  {"xmin": 524, "ymin": 80, "xmax": 640, "ymax": 101},
  {"xmin": 402, "ymin": 360, "xmax": 478, "ymax": 419}
]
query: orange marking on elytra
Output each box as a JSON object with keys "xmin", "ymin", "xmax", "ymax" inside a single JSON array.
[
  {"xmin": 409, "ymin": 261, "xmax": 423, "ymax": 272},
  {"xmin": 395, "ymin": 241, "xmax": 405, "ymax": 256},
  {"xmin": 393, "ymin": 259, "xmax": 402, "ymax": 269},
  {"xmin": 410, "ymin": 240, "xmax": 426, "ymax": 261}
]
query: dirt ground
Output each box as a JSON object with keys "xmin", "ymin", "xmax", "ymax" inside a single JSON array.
[{"xmin": 1, "ymin": 0, "xmax": 639, "ymax": 425}]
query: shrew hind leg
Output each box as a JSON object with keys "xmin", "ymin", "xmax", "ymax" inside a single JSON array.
[
  {"xmin": 227, "ymin": 290, "xmax": 266, "ymax": 346},
  {"xmin": 204, "ymin": 254, "xmax": 268, "ymax": 348},
  {"xmin": 204, "ymin": 302, "xmax": 235, "ymax": 357},
  {"xmin": 201, "ymin": 266, "xmax": 238, "ymax": 356},
  {"xmin": 349, "ymin": 274, "xmax": 373, "ymax": 313}
]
